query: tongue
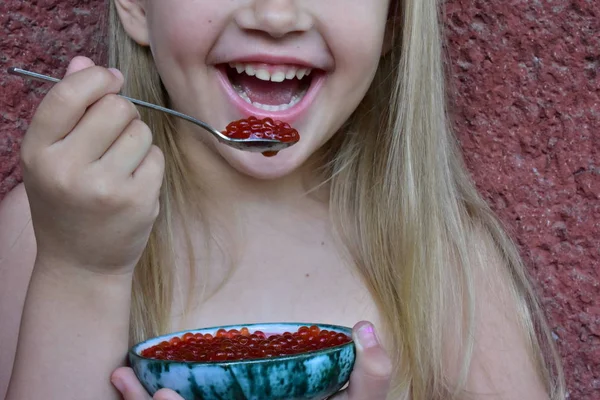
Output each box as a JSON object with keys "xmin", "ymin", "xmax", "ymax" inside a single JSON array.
[{"xmin": 234, "ymin": 74, "xmax": 302, "ymax": 105}]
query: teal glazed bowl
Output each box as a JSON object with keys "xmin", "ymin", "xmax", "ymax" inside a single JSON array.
[{"xmin": 129, "ymin": 323, "xmax": 356, "ymax": 400}]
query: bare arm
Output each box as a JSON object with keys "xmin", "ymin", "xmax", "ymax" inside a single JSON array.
[
  {"xmin": 0, "ymin": 184, "xmax": 36, "ymax": 399},
  {"xmin": 0, "ymin": 185, "xmax": 133, "ymax": 400},
  {"xmin": 3, "ymin": 57, "xmax": 163, "ymax": 400}
]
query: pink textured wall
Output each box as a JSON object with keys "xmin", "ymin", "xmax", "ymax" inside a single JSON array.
[
  {"xmin": 0, "ymin": 1, "xmax": 598, "ymax": 398},
  {"xmin": 445, "ymin": 2, "xmax": 599, "ymax": 399}
]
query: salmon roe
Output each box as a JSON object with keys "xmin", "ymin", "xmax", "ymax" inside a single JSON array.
[
  {"xmin": 140, "ymin": 326, "xmax": 351, "ymax": 362},
  {"xmin": 222, "ymin": 116, "xmax": 300, "ymax": 157}
]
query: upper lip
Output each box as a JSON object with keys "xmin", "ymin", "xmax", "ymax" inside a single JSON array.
[{"xmin": 212, "ymin": 53, "xmax": 333, "ymax": 72}]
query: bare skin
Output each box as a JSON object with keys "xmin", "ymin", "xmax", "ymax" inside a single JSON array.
[
  {"xmin": 0, "ymin": 7, "xmax": 551, "ymax": 396},
  {"xmin": 0, "ymin": 177, "xmax": 550, "ymax": 400},
  {"xmin": 0, "ymin": 81, "xmax": 550, "ymax": 399},
  {"xmin": 0, "ymin": 0, "xmax": 555, "ymax": 398},
  {"xmin": 0, "ymin": 58, "xmax": 550, "ymax": 400}
]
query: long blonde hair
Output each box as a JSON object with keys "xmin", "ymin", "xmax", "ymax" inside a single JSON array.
[{"xmin": 108, "ymin": 0, "xmax": 565, "ymax": 398}]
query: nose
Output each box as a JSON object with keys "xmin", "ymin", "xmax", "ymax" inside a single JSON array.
[{"xmin": 235, "ymin": 0, "xmax": 313, "ymax": 38}]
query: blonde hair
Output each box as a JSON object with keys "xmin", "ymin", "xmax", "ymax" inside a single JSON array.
[{"xmin": 108, "ymin": 0, "xmax": 565, "ymax": 398}]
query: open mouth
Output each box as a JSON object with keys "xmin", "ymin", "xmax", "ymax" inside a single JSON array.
[{"xmin": 220, "ymin": 62, "xmax": 320, "ymax": 114}]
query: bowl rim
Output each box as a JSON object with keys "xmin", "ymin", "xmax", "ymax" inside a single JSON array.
[{"xmin": 129, "ymin": 322, "xmax": 355, "ymax": 366}]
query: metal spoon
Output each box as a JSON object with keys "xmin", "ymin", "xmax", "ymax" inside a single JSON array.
[{"xmin": 8, "ymin": 67, "xmax": 297, "ymax": 153}]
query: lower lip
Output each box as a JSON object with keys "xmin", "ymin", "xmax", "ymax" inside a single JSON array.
[{"xmin": 216, "ymin": 67, "xmax": 325, "ymax": 125}]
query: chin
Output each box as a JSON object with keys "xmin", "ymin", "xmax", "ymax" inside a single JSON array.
[{"xmin": 218, "ymin": 143, "xmax": 309, "ymax": 180}]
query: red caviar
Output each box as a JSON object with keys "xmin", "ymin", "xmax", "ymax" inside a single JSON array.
[
  {"xmin": 223, "ymin": 116, "xmax": 300, "ymax": 157},
  {"xmin": 140, "ymin": 325, "xmax": 351, "ymax": 362}
]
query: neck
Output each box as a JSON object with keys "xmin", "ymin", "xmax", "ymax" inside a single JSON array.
[{"xmin": 169, "ymin": 125, "xmax": 336, "ymax": 305}]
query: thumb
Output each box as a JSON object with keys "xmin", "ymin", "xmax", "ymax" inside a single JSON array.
[
  {"xmin": 335, "ymin": 321, "xmax": 393, "ymax": 399},
  {"xmin": 63, "ymin": 55, "xmax": 124, "ymax": 86},
  {"xmin": 111, "ymin": 367, "xmax": 184, "ymax": 400},
  {"xmin": 154, "ymin": 388, "xmax": 186, "ymax": 400},
  {"xmin": 111, "ymin": 367, "xmax": 152, "ymax": 400},
  {"xmin": 64, "ymin": 56, "xmax": 96, "ymax": 77}
]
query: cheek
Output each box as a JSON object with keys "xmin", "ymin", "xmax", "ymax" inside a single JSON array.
[
  {"xmin": 324, "ymin": 2, "xmax": 387, "ymax": 57},
  {"xmin": 323, "ymin": 7, "xmax": 388, "ymax": 91},
  {"xmin": 144, "ymin": 4, "xmax": 222, "ymax": 112},
  {"xmin": 147, "ymin": 15, "xmax": 207, "ymax": 62},
  {"xmin": 319, "ymin": 33, "xmax": 385, "ymax": 129},
  {"xmin": 336, "ymin": 30, "xmax": 383, "ymax": 88},
  {"xmin": 145, "ymin": 3, "xmax": 223, "ymax": 68}
]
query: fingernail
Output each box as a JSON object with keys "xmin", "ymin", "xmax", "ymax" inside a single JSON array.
[
  {"xmin": 108, "ymin": 67, "xmax": 123, "ymax": 80},
  {"xmin": 356, "ymin": 322, "xmax": 379, "ymax": 349}
]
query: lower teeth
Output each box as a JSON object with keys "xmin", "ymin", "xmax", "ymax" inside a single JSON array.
[{"xmin": 233, "ymin": 86, "xmax": 307, "ymax": 112}]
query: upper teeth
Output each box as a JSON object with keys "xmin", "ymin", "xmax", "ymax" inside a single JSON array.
[{"xmin": 229, "ymin": 63, "xmax": 312, "ymax": 82}]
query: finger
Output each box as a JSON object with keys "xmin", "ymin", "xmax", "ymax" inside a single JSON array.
[
  {"xmin": 64, "ymin": 93, "xmax": 140, "ymax": 163},
  {"xmin": 98, "ymin": 119, "xmax": 153, "ymax": 175},
  {"xmin": 27, "ymin": 62, "xmax": 123, "ymax": 149},
  {"xmin": 21, "ymin": 57, "xmax": 95, "ymax": 163},
  {"xmin": 332, "ymin": 321, "xmax": 393, "ymax": 400},
  {"xmin": 154, "ymin": 388, "xmax": 186, "ymax": 400},
  {"xmin": 131, "ymin": 144, "xmax": 165, "ymax": 195},
  {"xmin": 111, "ymin": 367, "xmax": 152, "ymax": 400},
  {"xmin": 64, "ymin": 56, "xmax": 96, "ymax": 76}
]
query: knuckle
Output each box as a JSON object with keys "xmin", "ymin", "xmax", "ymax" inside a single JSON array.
[
  {"xmin": 148, "ymin": 145, "xmax": 165, "ymax": 168},
  {"xmin": 87, "ymin": 177, "xmax": 121, "ymax": 208},
  {"xmin": 20, "ymin": 131, "xmax": 55, "ymax": 170},
  {"xmin": 52, "ymin": 168, "xmax": 75, "ymax": 197},
  {"xmin": 127, "ymin": 119, "xmax": 153, "ymax": 146},
  {"xmin": 87, "ymin": 66, "xmax": 121, "ymax": 90},
  {"xmin": 48, "ymin": 82, "xmax": 78, "ymax": 108},
  {"xmin": 362, "ymin": 356, "xmax": 393, "ymax": 381},
  {"xmin": 146, "ymin": 146, "xmax": 166, "ymax": 181},
  {"xmin": 94, "ymin": 65, "xmax": 117, "ymax": 82},
  {"xmin": 102, "ymin": 94, "xmax": 138, "ymax": 121},
  {"xmin": 19, "ymin": 142, "xmax": 36, "ymax": 170},
  {"xmin": 152, "ymin": 201, "xmax": 161, "ymax": 220}
]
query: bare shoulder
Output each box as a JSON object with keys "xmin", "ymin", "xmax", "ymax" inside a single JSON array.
[
  {"xmin": 0, "ymin": 183, "xmax": 37, "ymax": 399},
  {"xmin": 459, "ymin": 222, "xmax": 553, "ymax": 399}
]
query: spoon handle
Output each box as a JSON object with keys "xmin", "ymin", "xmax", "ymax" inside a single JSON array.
[
  {"xmin": 7, "ymin": 67, "xmax": 222, "ymax": 137},
  {"xmin": 7, "ymin": 66, "xmax": 293, "ymax": 153}
]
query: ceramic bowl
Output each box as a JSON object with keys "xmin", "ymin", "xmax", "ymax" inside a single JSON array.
[{"xmin": 129, "ymin": 322, "xmax": 356, "ymax": 400}]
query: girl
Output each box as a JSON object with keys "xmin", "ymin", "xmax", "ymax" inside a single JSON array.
[{"xmin": 1, "ymin": 0, "xmax": 565, "ymax": 399}]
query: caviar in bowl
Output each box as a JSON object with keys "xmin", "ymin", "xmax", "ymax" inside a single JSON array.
[{"xmin": 129, "ymin": 323, "xmax": 356, "ymax": 400}]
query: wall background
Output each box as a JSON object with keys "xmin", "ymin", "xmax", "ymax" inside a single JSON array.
[{"xmin": 0, "ymin": 0, "xmax": 598, "ymax": 398}]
